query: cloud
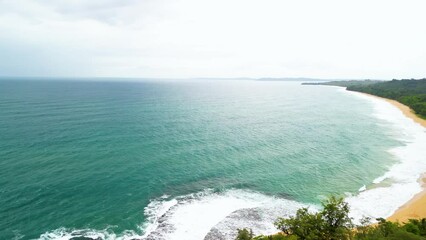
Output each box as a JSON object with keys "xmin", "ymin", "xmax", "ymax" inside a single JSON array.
[{"xmin": 0, "ymin": 0, "xmax": 425, "ymax": 79}]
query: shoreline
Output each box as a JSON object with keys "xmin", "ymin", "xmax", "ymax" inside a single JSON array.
[
  {"xmin": 351, "ymin": 91, "xmax": 426, "ymax": 128},
  {"xmin": 351, "ymin": 90, "xmax": 426, "ymax": 223},
  {"xmin": 387, "ymin": 175, "xmax": 426, "ymax": 222}
]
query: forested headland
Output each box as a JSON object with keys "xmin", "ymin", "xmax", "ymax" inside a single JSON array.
[{"xmin": 303, "ymin": 79, "xmax": 426, "ymax": 119}]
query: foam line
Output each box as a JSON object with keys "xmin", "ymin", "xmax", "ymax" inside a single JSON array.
[
  {"xmin": 38, "ymin": 189, "xmax": 310, "ymax": 240},
  {"xmin": 342, "ymin": 89, "xmax": 426, "ymax": 221}
]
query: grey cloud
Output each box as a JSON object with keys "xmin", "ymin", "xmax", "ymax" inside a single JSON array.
[
  {"xmin": 34, "ymin": 0, "xmax": 156, "ymax": 25},
  {"xmin": 36, "ymin": 0, "xmax": 138, "ymax": 13}
]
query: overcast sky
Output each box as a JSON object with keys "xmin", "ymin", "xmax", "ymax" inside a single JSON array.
[{"xmin": 0, "ymin": 0, "xmax": 425, "ymax": 79}]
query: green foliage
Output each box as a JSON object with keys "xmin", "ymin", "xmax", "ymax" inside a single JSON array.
[
  {"xmin": 345, "ymin": 79, "xmax": 426, "ymax": 119},
  {"xmin": 406, "ymin": 218, "xmax": 426, "ymax": 236},
  {"xmin": 239, "ymin": 196, "xmax": 426, "ymax": 240},
  {"xmin": 376, "ymin": 218, "xmax": 400, "ymax": 237},
  {"xmin": 236, "ymin": 228, "xmax": 254, "ymax": 240},
  {"xmin": 254, "ymin": 234, "xmax": 296, "ymax": 240},
  {"xmin": 354, "ymin": 217, "xmax": 426, "ymax": 240},
  {"xmin": 384, "ymin": 231, "xmax": 424, "ymax": 240},
  {"xmin": 236, "ymin": 229, "xmax": 296, "ymax": 240},
  {"xmin": 274, "ymin": 196, "xmax": 353, "ymax": 240},
  {"xmin": 275, "ymin": 208, "xmax": 323, "ymax": 239},
  {"xmin": 321, "ymin": 196, "xmax": 353, "ymax": 239},
  {"xmin": 304, "ymin": 79, "xmax": 426, "ymax": 119},
  {"xmin": 405, "ymin": 222, "xmax": 421, "ymax": 235},
  {"xmin": 302, "ymin": 80, "xmax": 382, "ymax": 87}
]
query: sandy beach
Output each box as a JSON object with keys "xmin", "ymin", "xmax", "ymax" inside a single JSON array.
[
  {"xmin": 356, "ymin": 91, "xmax": 426, "ymax": 223},
  {"xmin": 388, "ymin": 175, "xmax": 426, "ymax": 222}
]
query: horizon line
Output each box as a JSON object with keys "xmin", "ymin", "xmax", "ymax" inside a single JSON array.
[{"xmin": 0, "ymin": 76, "xmax": 393, "ymax": 82}]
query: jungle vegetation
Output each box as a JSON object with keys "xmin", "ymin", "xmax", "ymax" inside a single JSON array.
[
  {"xmin": 236, "ymin": 197, "xmax": 426, "ymax": 240},
  {"xmin": 303, "ymin": 79, "xmax": 426, "ymax": 119}
]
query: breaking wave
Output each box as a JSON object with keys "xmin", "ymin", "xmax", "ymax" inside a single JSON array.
[
  {"xmin": 343, "ymin": 89, "xmax": 426, "ymax": 222},
  {"xmin": 38, "ymin": 88, "xmax": 426, "ymax": 240},
  {"xmin": 38, "ymin": 189, "xmax": 311, "ymax": 240}
]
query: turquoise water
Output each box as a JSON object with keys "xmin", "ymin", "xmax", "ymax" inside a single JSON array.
[{"xmin": 0, "ymin": 79, "xmax": 401, "ymax": 239}]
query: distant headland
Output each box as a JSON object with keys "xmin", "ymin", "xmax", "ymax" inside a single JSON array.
[{"xmin": 303, "ymin": 78, "xmax": 426, "ymax": 119}]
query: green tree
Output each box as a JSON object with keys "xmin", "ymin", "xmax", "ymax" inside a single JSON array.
[
  {"xmin": 275, "ymin": 207, "xmax": 323, "ymax": 240},
  {"xmin": 275, "ymin": 196, "xmax": 353, "ymax": 240},
  {"xmin": 236, "ymin": 228, "xmax": 254, "ymax": 240},
  {"xmin": 238, "ymin": 196, "xmax": 426, "ymax": 240},
  {"xmin": 321, "ymin": 196, "xmax": 353, "ymax": 239}
]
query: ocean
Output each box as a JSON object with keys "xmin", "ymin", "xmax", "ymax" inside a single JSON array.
[{"xmin": 0, "ymin": 79, "xmax": 425, "ymax": 240}]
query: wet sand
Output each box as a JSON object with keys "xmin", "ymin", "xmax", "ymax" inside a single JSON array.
[{"xmin": 387, "ymin": 175, "xmax": 426, "ymax": 222}]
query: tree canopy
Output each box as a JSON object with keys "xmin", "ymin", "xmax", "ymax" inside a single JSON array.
[
  {"xmin": 236, "ymin": 197, "xmax": 426, "ymax": 240},
  {"xmin": 303, "ymin": 79, "xmax": 426, "ymax": 119}
]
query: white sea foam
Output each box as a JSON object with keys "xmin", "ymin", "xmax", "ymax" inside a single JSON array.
[
  {"xmin": 372, "ymin": 175, "xmax": 387, "ymax": 184},
  {"xmin": 342, "ymin": 89, "xmax": 426, "ymax": 222},
  {"xmin": 136, "ymin": 89, "xmax": 425, "ymax": 236},
  {"xmin": 140, "ymin": 197, "xmax": 178, "ymax": 238},
  {"xmin": 38, "ymin": 227, "xmax": 137, "ymax": 240},
  {"xmin": 39, "ymin": 87, "xmax": 426, "ymax": 240},
  {"xmin": 38, "ymin": 189, "xmax": 310, "ymax": 240},
  {"xmin": 140, "ymin": 189, "xmax": 310, "ymax": 240}
]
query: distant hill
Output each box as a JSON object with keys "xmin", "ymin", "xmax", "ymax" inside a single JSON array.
[
  {"xmin": 303, "ymin": 79, "xmax": 426, "ymax": 119},
  {"xmin": 257, "ymin": 78, "xmax": 358, "ymax": 82},
  {"xmin": 258, "ymin": 77, "xmax": 326, "ymax": 81},
  {"xmin": 302, "ymin": 80, "xmax": 383, "ymax": 87}
]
